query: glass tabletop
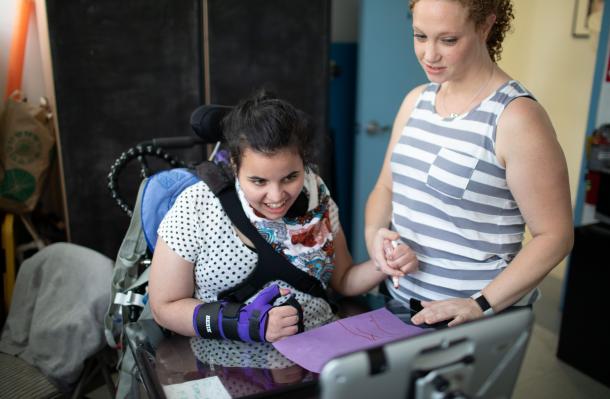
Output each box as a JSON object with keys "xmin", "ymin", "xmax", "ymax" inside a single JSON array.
[{"xmin": 126, "ymin": 293, "xmax": 418, "ymax": 399}]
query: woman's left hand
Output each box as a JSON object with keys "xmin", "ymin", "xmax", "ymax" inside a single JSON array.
[{"xmin": 410, "ymin": 297, "xmax": 484, "ymax": 327}]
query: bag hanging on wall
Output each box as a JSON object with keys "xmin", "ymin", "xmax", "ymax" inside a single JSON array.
[{"xmin": 0, "ymin": 91, "xmax": 56, "ymax": 214}]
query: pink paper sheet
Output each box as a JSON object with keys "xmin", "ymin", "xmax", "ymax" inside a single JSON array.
[{"xmin": 272, "ymin": 308, "xmax": 426, "ymax": 372}]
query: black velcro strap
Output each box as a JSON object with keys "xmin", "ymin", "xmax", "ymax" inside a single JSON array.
[
  {"xmin": 195, "ymin": 162, "xmax": 233, "ymax": 195},
  {"xmin": 222, "ymin": 283, "xmax": 258, "ymax": 304},
  {"xmin": 366, "ymin": 346, "xmax": 388, "ymax": 375},
  {"xmin": 249, "ymin": 309, "xmax": 263, "ymax": 342},
  {"xmin": 195, "ymin": 302, "xmax": 223, "ymax": 339},
  {"xmin": 284, "ymin": 294, "xmax": 304, "ymax": 333},
  {"xmin": 221, "ymin": 302, "xmax": 243, "ymax": 340},
  {"xmin": 294, "ymin": 275, "xmax": 328, "ymax": 300}
]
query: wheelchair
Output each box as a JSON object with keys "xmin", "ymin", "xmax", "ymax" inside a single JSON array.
[{"xmin": 104, "ymin": 104, "xmax": 232, "ymax": 398}]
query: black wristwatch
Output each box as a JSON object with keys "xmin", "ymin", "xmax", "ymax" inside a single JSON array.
[{"xmin": 471, "ymin": 292, "xmax": 494, "ymax": 316}]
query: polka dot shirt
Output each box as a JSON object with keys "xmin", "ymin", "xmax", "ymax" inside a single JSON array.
[{"xmin": 158, "ymin": 180, "xmax": 341, "ymax": 330}]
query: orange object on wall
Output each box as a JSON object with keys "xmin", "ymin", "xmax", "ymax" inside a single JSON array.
[
  {"xmin": 4, "ymin": 0, "xmax": 34, "ymax": 99},
  {"xmin": 2, "ymin": 0, "xmax": 34, "ymax": 313}
]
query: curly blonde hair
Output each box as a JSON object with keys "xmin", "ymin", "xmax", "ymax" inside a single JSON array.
[{"xmin": 409, "ymin": 0, "xmax": 514, "ymax": 62}]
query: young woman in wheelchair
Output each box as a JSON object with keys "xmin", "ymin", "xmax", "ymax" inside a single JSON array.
[{"xmin": 148, "ymin": 90, "xmax": 412, "ymax": 343}]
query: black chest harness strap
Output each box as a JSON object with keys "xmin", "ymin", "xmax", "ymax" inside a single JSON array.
[{"xmin": 196, "ymin": 162, "xmax": 331, "ymax": 305}]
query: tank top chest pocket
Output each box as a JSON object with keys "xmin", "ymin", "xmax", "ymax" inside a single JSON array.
[{"xmin": 425, "ymin": 147, "xmax": 478, "ymax": 199}]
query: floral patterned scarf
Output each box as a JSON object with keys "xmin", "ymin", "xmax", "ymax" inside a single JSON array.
[{"xmin": 235, "ymin": 170, "xmax": 335, "ymax": 285}]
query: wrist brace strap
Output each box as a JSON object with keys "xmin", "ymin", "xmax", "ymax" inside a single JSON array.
[
  {"xmin": 221, "ymin": 302, "xmax": 243, "ymax": 339},
  {"xmin": 249, "ymin": 309, "xmax": 263, "ymax": 342},
  {"xmin": 284, "ymin": 294, "xmax": 305, "ymax": 333},
  {"xmin": 193, "ymin": 301, "xmax": 247, "ymax": 341},
  {"xmin": 194, "ymin": 302, "xmax": 223, "ymax": 339}
]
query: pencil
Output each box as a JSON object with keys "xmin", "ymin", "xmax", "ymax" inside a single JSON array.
[{"xmin": 391, "ymin": 240, "xmax": 400, "ymax": 288}]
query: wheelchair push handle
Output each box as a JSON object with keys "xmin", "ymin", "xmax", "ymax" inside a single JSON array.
[
  {"xmin": 107, "ymin": 104, "xmax": 232, "ymax": 217},
  {"xmin": 143, "ymin": 136, "xmax": 204, "ymax": 149}
]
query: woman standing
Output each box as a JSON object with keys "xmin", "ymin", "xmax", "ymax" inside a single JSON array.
[{"xmin": 366, "ymin": 0, "xmax": 573, "ymax": 326}]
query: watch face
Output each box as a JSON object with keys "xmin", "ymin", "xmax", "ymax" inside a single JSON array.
[{"xmin": 475, "ymin": 294, "xmax": 491, "ymax": 312}]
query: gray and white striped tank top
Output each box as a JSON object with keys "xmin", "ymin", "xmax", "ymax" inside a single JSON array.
[{"xmin": 388, "ymin": 80, "xmax": 539, "ymax": 306}]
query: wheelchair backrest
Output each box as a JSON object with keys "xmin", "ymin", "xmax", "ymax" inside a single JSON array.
[{"xmin": 141, "ymin": 168, "xmax": 201, "ymax": 251}]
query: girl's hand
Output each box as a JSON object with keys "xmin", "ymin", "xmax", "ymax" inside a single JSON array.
[
  {"xmin": 265, "ymin": 288, "xmax": 300, "ymax": 342},
  {"xmin": 383, "ymin": 239, "xmax": 418, "ymax": 279}
]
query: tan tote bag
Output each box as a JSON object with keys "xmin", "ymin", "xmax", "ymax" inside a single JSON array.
[{"xmin": 0, "ymin": 91, "xmax": 56, "ymax": 214}]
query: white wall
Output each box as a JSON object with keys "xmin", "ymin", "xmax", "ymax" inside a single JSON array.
[
  {"xmin": 499, "ymin": 0, "xmax": 604, "ymax": 278},
  {"xmin": 500, "ymin": 0, "xmax": 599, "ymax": 208},
  {"xmin": 0, "ymin": 0, "xmax": 46, "ymax": 108}
]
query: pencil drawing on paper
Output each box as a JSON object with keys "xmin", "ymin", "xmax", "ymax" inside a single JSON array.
[{"xmin": 337, "ymin": 314, "xmax": 406, "ymax": 342}]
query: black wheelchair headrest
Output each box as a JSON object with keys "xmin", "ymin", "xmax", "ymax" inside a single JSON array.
[{"xmin": 190, "ymin": 104, "xmax": 233, "ymax": 144}]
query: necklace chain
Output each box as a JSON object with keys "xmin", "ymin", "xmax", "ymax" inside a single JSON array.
[{"xmin": 441, "ymin": 66, "xmax": 495, "ymax": 120}]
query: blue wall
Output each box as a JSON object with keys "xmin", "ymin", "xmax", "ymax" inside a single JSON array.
[{"xmin": 329, "ymin": 42, "xmax": 358, "ymax": 244}]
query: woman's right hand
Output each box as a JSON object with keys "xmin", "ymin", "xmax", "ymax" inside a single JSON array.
[{"xmin": 265, "ymin": 288, "xmax": 300, "ymax": 342}]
